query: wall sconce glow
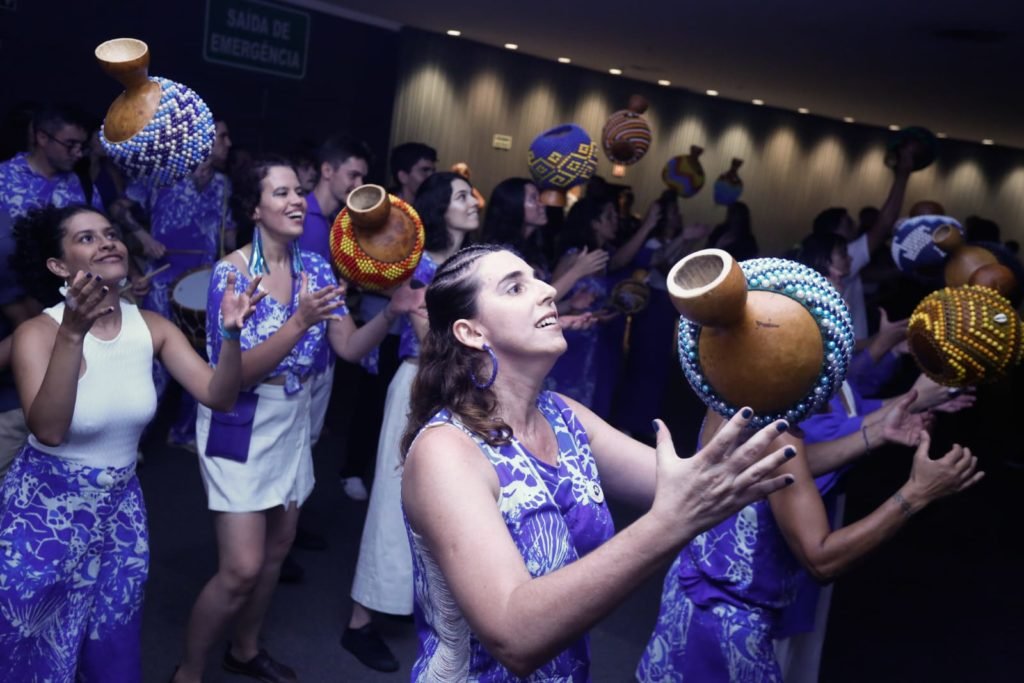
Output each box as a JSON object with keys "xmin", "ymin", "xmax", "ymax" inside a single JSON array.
[
  {"xmin": 797, "ymin": 107, "xmax": 809, "ymax": 114},
  {"xmin": 936, "ymin": 132, "xmax": 948, "ymax": 139},
  {"xmin": 609, "ymin": 68, "xmax": 622, "ymax": 75},
  {"xmin": 658, "ymin": 79, "xmax": 671, "ymax": 86},
  {"xmin": 557, "ymin": 57, "xmax": 571, "ymax": 64},
  {"xmin": 982, "ymin": 139, "xmax": 994, "ymax": 145},
  {"xmin": 843, "ymin": 116, "xmax": 855, "ymax": 123},
  {"xmin": 446, "ymin": 30, "xmax": 461, "ymax": 37},
  {"xmin": 888, "ymin": 124, "xmax": 900, "ymax": 131},
  {"xmin": 706, "ymin": 89, "xmax": 719, "ymax": 96},
  {"xmin": 504, "ymin": 43, "xmax": 519, "ymax": 50},
  {"xmin": 752, "ymin": 99, "xmax": 764, "ymax": 106}
]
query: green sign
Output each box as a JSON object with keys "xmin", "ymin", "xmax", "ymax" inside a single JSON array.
[{"xmin": 204, "ymin": 0, "xmax": 309, "ymax": 79}]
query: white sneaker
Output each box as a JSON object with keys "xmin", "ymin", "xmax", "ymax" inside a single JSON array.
[{"xmin": 342, "ymin": 476, "xmax": 369, "ymax": 501}]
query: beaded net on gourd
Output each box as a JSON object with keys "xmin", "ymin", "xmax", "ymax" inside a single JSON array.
[
  {"xmin": 676, "ymin": 258, "xmax": 855, "ymax": 428},
  {"xmin": 100, "ymin": 77, "xmax": 215, "ymax": 186},
  {"xmin": 527, "ymin": 125, "xmax": 599, "ymax": 191},
  {"xmin": 908, "ymin": 285, "xmax": 1023, "ymax": 387},
  {"xmin": 601, "ymin": 110, "xmax": 652, "ymax": 165},
  {"xmin": 329, "ymin": 194, "xmax": 424, "ymax": 292},
  {"xmin": 663, "ymin": 155, "xmax": 705, "ymax": 198}
]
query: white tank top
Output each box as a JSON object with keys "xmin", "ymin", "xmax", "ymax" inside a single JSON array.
[{"xmin": 28, "ymin": 300, "xmax": 158, "ymax": 469}]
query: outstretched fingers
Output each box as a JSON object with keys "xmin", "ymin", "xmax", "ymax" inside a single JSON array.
[
  {"xmin": 699, "ymin": 408, "xmax": 758, "ymax": 464},
  {"xmin": 723, "ymin": 417, "xmax": 791, "ymax": 474},
  {"xmin": 732, "ymin": 443, "xmax": 797, "ymax": 491},
  {"xmin": 738, "ymin": 473, "xmax": 796, "ymax": 504}
]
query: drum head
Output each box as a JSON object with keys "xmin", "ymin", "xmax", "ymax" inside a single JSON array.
[{"xmin": 172, "ymin": 267, "xmax": 213, "ymax": 310}]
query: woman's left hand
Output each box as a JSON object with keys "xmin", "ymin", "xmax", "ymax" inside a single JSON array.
[{"xmin": 220, "ymin": 272, "xmax": 266, "ymax": 332}]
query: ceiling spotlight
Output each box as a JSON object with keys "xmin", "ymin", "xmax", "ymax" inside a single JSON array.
[
  {"xmin": 843, "ymin": 116, "xmax": 855, "ymax": 123},
  {"xmin": 658, "ymin": 79, "xmax": 671, "ymax": 86},
  {"xmin": 609, "ymin": 68, "xmax": 622, "ymax": 75},
  {"xmin": 446, "ymin": 30, "xmax": 461, "ymax": 37},
  {"xmin": 936, "ymin": 132, "xmax": 948, "ymax": 138},
  {"xmin": 504, "ymin": 43, "xmax": 518, "ymax": 50},
  {"xmin": 797, "ymin": 107, "xmax": 809, "ymax": 114},
  {"xmin": 888, "ymin": 124, "xmax": 900, "ymax": 131},
  {"xmin": 752, "ymin": 99, "xmax": 764, "ymax": 106},
  {"xmin": 706, "ymin": 89, "xmax": 719, "ymax": 96},
  {"xmin": 557, "ymin": 57, "xmax": 571, "ymax": 64},
  {"xmin": 982, "ymin": 138, "xmax": 994, "ymax": 145}
]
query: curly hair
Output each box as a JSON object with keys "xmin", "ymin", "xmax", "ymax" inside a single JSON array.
[
  {"xmin": 414, "ymin": 171, "xmax": 474, "ymax": 253},
  {"xmin": 401, "ymin": 243, "xmax": 513, "ymax": 457},
  {"xmin": 229, "ymin": 154, "xmax": 297, "ymax": 246},
  {"xmin": 11, "ymin": 204, "xmax": 107, "ymax": 306}
]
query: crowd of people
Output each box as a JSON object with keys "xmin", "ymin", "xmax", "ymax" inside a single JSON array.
[{"xmin": 0, "ymin": 99, "xmax": 1010, "ymax": 682}]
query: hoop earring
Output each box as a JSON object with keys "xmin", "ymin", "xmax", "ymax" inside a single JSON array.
[{"xmin": 470, "ymin": 343, "xmax": 498, "ymax": 390}]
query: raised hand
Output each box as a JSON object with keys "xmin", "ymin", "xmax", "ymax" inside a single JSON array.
[
  {"xmin": 909, "ymin": 373, "xmax": 969, "ymax": 413},
  {"xmin": 295, "ymin": 272, "xmax": 346, "ymax": 329},
  {"xmin": 649, "ymin": 410, "xmax": 795, "ymax": 542},
  {"xmin": 903, "ymin": 431, "xmax": 984, "ymax": 510},
  {"xmin": 640, "ymin": 202, "xmax": 663, "ymax": 233},
  {"xmin": 572, "ymin": 247, "xmax": 610, "ymax": 278},
  {"xmin": 560, "ymin": 312, "xmax": 596, "ymax": 331},
  {"xmin": 878, "ymin": 308, "xmax": 909, "ymax": 344},
  {"xmin": 387, "ymin": 278, "xmax": 427, "ymax": 318},
  {"xmin": 220, "ymin": 272, "xmax": 266, "ymax": 332},
  {"xmin": 932, "ymin": 387, "xmax": 976, "ymax": 413},
  {"xmin": 881, "ymin": 391, "xmax": 932, "ymax": 448},
  {"xmin": 61, "ymin": 271, "xmax": 116, "ymax": 337}
]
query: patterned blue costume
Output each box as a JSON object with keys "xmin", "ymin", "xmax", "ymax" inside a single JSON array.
[
  {"xmin": 126, "ymin": 172, "xmax": 233, "ymax": 321},
  {"xmin": 128, "ymin": 172, "xmax": 232, "ymax": 444},
  {"xmin": 0, "ymin": 152, "xmax": 103, "ymax": 219},
  {"xmin": 407, "ymin": 391, "xmax": 615, "ymax": 681},
  {"xmin": 0, "ymin": 300, "xmax": 156, "ymax": 682},
  {"xmin": 637, "ymin": 493, "xmax": 803, "ymax": 683}
]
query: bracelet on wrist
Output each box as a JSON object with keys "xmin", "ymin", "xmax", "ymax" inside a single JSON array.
[{"xmin": 219, "ymin": 323, "xmax": 241, "ymax": 341}]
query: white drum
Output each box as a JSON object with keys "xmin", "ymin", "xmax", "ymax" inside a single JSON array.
[{"xmin": 171, "ymin": 266, "xmax": 213, "ymax": 351}]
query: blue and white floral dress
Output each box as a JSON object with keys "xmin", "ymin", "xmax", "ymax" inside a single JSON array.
[
  {"xmin": 196, "ymin": 249, "xmax": 347, "ymax": 512},
  {"xmin": 406, "ymin": 391, "xmax": 615, "ymax": 682}
]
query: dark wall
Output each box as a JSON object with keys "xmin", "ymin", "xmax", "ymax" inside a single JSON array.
[
  {"xmin": 0, "ymin": 0, "xmax": 399, "ymax": 182},
  {"xmin": 391, "ymin": 29, "xmax": 1024, "ymax": 254}
]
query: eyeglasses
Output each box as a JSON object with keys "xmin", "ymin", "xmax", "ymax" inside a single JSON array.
[{"xmin": 41, "ymin": 130, "xmax": 87, "ymax": 154}]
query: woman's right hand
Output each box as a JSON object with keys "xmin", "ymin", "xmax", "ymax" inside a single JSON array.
[
  {"xmin": 570, "ymin": 247, "xmax": 610, "ymax": 278},
  {"xmin": 902, "ymin": 431, "xmax": 984, "ymax": 511},
  {"xmin": 649, "ymin": 411, "xmax": 796, "ymax": 542},
  {"xmin": 61, "ymin": 271, "xmax": 115, "ymax": 338},
  {"xmin": 294, "ymin": 272, "xmax": 346, "ymax": 329}
]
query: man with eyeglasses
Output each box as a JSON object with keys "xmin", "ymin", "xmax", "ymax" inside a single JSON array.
[{"xmin": 0, "ymin": 104, "xmax": 102, "ymax": 221}]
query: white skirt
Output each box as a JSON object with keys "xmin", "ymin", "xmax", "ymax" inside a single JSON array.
[
  {"xmin": 196, "ymin": 381, "xmax": 314, "ymax": 513},
  {"xmin": 351, "ymin": 359, "xmax": 417, "ymax": 615}
]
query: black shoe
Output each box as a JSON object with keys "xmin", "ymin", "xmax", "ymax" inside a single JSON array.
[
  {"xmin": 277, "ymin": 553, "xmax": 304, "ymax": 584},
  {"xmin": 293, "ymin": 526, "xmax": 327, "ymax": 551},
  {"xmin": 223, "ymin": 646, "xmax": 297, "ymax": 683},
  {"xmin": 341, "ymin": 624, "xmax": 400, "ymax": 672}
]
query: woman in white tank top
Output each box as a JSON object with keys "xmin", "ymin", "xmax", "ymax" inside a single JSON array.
[{"xmin": 1, "ymin": 204, "xmax": 262, "ymax": 683}]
